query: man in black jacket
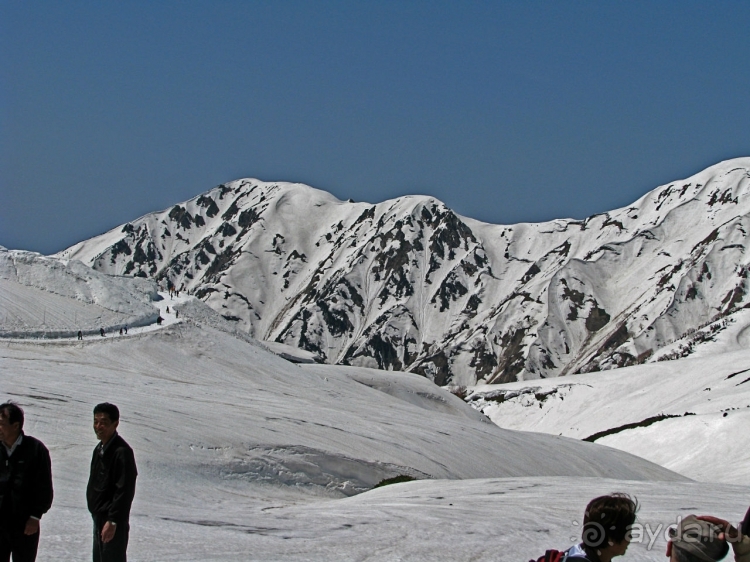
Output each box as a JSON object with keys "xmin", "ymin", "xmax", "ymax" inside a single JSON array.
[
  {"xmin": 0, "ymin": 402, "xmax": 54, "ymax": 562},
  {"xmin": 86, "ymin": 403, "xmax": 137, "ymax": 562}
]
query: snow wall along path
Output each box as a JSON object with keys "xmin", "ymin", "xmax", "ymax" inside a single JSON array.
[{"xmin": 0, "ymin": 248, "xmax": 159, "ymax": 338}]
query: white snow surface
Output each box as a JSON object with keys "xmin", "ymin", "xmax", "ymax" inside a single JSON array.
[
  {"xmin": 3, "ymin": 318, "xmax": 709, "ymax": 561},
  {"xmin": 2, "ymin": 230, "xmax": 749, "ymax": 561},
  {"xmin": 6, "ymin": 319, "xmax": 741, "ymax": 562},
  {"xmin": 469, "ymin": 347, "xmax": 750, "ymax": 484}
]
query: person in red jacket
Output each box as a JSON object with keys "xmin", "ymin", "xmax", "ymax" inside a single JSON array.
[
  {"xmin": 86, "ymin": 403, "xmax": 137, "ymax": 562},
  {"xmin": 0, "ymin": 402, "xmax": 54, "ymax": 562}
]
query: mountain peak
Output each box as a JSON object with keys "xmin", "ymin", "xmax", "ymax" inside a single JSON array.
[{"xmin": 60, "ymin": 158, "xmax": 750, "ymax": 385}]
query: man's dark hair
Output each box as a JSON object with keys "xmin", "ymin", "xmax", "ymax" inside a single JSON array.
[
  {"xmin": 0, "ymin": 402, "xmax": 24, "ymax": 429},
  {"xmin": 582, "ymin": 493, "xmax": 639, "ymax": 552},
  {"xmin": 93, "ymin": 402, "xmax": 120, "ymax": 422}
]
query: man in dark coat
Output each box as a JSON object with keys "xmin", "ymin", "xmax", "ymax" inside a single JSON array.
[
  {"xmin": 86, "ymin": 403, "xmax": 137, "ymax": 562},
  {"xmin": 0, "ymin": 402, "xmax": 54, "ymax": 562}
]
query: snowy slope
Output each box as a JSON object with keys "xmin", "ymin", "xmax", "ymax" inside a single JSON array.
[
  {"xmin": 2, "ymin": 322, "xmax": 682, "ymax": 491},
  {"xmin": 2, "ymin": 302, "xmax": 697, "ymax": 561},
  {"xmin": 59, "ymin": 159, "xmax": 750, "ymax": 386},
  {"xmin": 468, "ymin": 347, "xmax": 750, "ymax": 484}
]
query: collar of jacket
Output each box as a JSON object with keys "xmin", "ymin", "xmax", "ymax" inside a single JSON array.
[
  {"xmin": 2, "ymin": 431, "xmax": 23, "ymax": 457},
  {"xmin": 97, "ymin": 432, "xmax": 119, "ymax": 456}
]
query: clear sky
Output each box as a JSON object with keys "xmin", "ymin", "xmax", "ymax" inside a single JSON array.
[{"xmin": 2, "ymin": 1, "xmax": 749, "ymax": 255}]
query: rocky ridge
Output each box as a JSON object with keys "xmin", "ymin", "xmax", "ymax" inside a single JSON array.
[{"xmin": 59, "ymin": 158, "xmax": 750, "ymax": 384}]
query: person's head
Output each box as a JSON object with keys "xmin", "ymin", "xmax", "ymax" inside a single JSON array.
[
  {"xmin": 582, "ymin": 493, "xmax": 639, "ymax": 561},
  {"xmin": 0, "ymin": 402, "xmax": 24, "ymax": 446},
  {"xmin": 667, "ymin": 515, "xmax": 729, "ymax": 562},
  {"xmin": 93, "ymin": 403, "xmax": 120, "ymax": 445}
]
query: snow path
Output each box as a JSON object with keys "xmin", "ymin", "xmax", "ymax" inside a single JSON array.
[
  {"xmin": 0, "ymin": 291, "xmax": 190, "ymax": 342},
  {"xmin": 0, "ymin": 248, "xmax": 159, "ymax": 338}
]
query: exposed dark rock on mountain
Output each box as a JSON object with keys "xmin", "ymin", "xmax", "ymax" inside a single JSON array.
[{"xmin": 60, "ymin": 158, "xmax": 750, "ymax": 385}]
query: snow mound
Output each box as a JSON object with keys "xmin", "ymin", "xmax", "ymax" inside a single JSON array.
[
  {"xmin": 2, "ymin": 323, "xmax": 682, "ymax": 515},
  {"xmin": 261, "ymin": 340, "xmax": 322, "ymax": 363}
]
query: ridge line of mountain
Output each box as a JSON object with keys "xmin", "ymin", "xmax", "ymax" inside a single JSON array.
[{"xmin": 56, "ymin": 157, "xmax": 750, "ymax": 384}]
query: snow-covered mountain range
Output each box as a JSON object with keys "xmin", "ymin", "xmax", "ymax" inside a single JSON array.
[
  {"xmin": 3, "ymin": 212, "xmax": 750, "ymax": 560},
  {"xmin": 59, "ymin": 158, "xmax": 750, "ymax": 386}
]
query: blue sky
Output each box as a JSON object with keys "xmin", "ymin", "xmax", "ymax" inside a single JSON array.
[{"xmin": 2, "ymin": 1, "xmax": 749, "ymax": 254}]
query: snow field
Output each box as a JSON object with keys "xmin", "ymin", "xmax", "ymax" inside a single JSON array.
[
  {"xmin": 25, "ymin": 476, "xmax": 750, "ymax": 561},
  {"xmin": 2, "ymin": 317, "xmax": 693, "ymax": 561},
  {"xmin": 0, "ymin": 248, "xmax": 159, "ymax": 338},
  {"xmin": 469, "ymin": 347, "xmax": 750, "ymax": 484},
  {"xmin": 3, "ymin": 226, "xmax": 750, "ymax": 560}
]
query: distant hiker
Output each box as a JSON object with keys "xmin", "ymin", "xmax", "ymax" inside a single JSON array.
[
  {"xmin": 0, "ymin": 402, "xmax": 54, "ymax": 562},
  {"xmin": 689, "ymin": 514, "xmax": 750, "ymax": 562},
  {"xmin": 156, "ymin": 316, "xmax": 162, "ymax": 325},
  {"xmin": 166, "ymin": 306, "xmax": 169, "ymax": 314},
  {"xmin": 78, "ymin": 330, "xmax": 83, "ymax": 341},
  {"xmin": 119, "ymin": 328, "xmax": 123, "ymax": 336},
  {"xmin": 175, "ymin": 310, "xmax": 178, "ymax": 319},
  {"xmin": 87, "ymin": 403, "xmax": 137, "ymax": 562},
  {"xmin": 100, "ymin": 328, "xmax": 105, "ymax": 337},
  {"xmin": 123, "ymin": 326, "xmax": 127, "ymax": 335},
  {"xmin": 530, "ymin": 493, "xmax": 637, "ymax": 562}
]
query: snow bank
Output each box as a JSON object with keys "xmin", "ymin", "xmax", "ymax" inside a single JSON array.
[{"xmin": 0, "ymin": 248, "xmax": 159, "ymax": 338}]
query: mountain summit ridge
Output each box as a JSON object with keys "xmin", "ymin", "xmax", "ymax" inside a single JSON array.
[{"xmin": 60, "ymin": 157, "xmax": 750, "ymax": 384}]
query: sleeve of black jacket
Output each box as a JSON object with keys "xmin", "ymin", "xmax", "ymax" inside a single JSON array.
[
  {"xmin": 108, "ymin": 445, "xmax": 138, "ymax": 523},
  {"xmin": 29, "ymin": 437, "xmax": 54, "ymax": 519}
]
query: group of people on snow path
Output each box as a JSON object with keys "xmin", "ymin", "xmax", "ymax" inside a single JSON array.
[
  {"xmin": 165, "ymin": 278, "xmax": 184, "ymax": 300},
  {"xmin": 0, "ymin": 402, "xmax": 137, "ymax": 562},
  {"xmin": 74, "ymin": 326, "xmax": 128, "ymax": 341},
  {"xmin": 156, "ymin": 301, "xmax": 183, "ymax": 326},
  {"xmin": 71, "ymin": 288, "xmax": 188, "ymax": 340},
  {"xmin": 532, "ymin": 493, "xmax": 750, "ymax": 562}
]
